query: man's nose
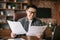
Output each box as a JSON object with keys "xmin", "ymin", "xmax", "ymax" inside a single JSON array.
[{"xmin": 31, "ymin": 13, "xmax": 34, "ymax": 15}]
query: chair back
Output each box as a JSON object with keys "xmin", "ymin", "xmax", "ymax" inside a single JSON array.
[
  {"xmin": 13, "ymin": 13, "xmax": 26, "ymax": 21},
  {"xmin": 52, "ymin": 25, "xmax": 60, "ymax": 40}
]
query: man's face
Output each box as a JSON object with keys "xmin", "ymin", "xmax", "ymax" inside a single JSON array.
[{"xmin": 26, "ymin": 7, "xmax": 36, "ymax": 20}]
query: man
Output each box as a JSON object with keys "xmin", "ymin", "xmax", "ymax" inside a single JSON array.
[{"xmin": 11, "ymin": 4, "xmax": 44, "ymax": 39}]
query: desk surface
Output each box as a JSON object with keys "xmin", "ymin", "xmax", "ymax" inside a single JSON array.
[
  {"xmin": 7, "ymin": 36, "xmax": 40, "ymax": 40},
  {"xmin": 0, "ymin": 27, "xmax": 52, "ymax": 40}
]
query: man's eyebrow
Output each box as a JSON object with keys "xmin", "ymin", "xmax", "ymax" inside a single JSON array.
[{"xmin": 29, "ymin": 11, "xmax": 36, "ymax": 12}]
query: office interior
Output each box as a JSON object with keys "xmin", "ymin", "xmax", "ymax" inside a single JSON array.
[{"xmin": 0, "ymin": 0, "xmax": 60, "ymax": 40}]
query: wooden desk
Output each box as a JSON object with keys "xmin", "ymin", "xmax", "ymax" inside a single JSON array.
[
  {"xmin": 0, "ymin": 29, "xmax": 11, "ymax": 40},
  {"xmin": 0, "ymin": 27, "xmax": 52, "ymax": 40},
  {"xmin": 0, "ymin": 29, "xmax": 40, "ymax": 40},
  {"xmin": 7, "ymin": 36, "xmax": 40, "ymax": 40}
]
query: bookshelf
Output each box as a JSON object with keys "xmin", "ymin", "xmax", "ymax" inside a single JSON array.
[
  {"xmin": 0, "ymin": 0, "xmax": 30, "ymax": 39},
  {"xmin": 0, "ymin": 0, "xmax": 29, "ymax": 23}
]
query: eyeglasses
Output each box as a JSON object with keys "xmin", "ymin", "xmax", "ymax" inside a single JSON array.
[{"xmin": 28, "ymin": 11, "xmax": 36, "ymax": 14}]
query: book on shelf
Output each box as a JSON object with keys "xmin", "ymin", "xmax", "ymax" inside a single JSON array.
[
  {"xmin": 0, "ymin": 3, "xmax": 6, "ymax": 9},
  {"xmin": 5, "ymin": 10, "xmax": 14, "ymax": 16},
  {"xmin": 15, "ymin": 4, "xmax": 21, "ymax": 10}
]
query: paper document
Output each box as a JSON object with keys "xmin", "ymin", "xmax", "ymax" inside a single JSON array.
[
  {"xmin": 26, "ymin": 26, "xmax": 47, "ymax": 36},
  {"xmin": 7, "ymin": 20, "xmax": 47, "ymax": 36},
  {"xmin": 7, "ymin": 20, "xmax": 26, "ymax": 35}
]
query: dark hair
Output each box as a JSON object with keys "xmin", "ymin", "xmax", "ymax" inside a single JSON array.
[{"xmin": 26, "ymin": 4, "xmax": 37, "ymax": 10}]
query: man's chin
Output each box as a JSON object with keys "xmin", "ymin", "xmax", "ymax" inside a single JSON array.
[{"xmin": 29, "ymin": 18, "xmax": 34, "ymax": 20}]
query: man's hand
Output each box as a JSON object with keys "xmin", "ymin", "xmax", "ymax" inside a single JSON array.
[
  {"xmin": 11, "ymin": 32, "xmax": 17, "ymax": 38},
  {"xmin": 35, "ymin": 34, "xmax": 43, "ymax": 39}
]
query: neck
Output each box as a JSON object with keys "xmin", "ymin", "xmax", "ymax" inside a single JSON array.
[{"xmin": 27, "ymin": 17, "xmax": 32, "ymax": 21}]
